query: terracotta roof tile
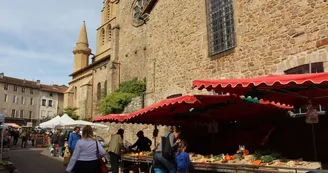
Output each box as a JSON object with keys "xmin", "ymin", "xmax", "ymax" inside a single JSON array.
[
  {"xmin": 0, "ymin": 75, "xmax": 67, "ymax": 94},
  {"xmin": 40, "ymin": 84, "xmax": 68, "ymax": 94},
  {"xmin": 0, "ymin": 76, "xmax": 40, "ymax": 89}
]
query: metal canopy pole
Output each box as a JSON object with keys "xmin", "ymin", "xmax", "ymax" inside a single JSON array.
[
  {"xmin": 309, "ymin": 61, "xmax": 318, "ymax": 161},
  {"xmin": 0, "ymin": 129, "xmax": 3, "ymax": 162}
]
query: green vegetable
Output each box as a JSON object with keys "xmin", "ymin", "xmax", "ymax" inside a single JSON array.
[{"xmin": 252, "ymin": 150, "xmax": 282, "ymax": 163}]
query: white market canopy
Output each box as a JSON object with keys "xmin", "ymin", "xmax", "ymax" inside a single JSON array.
[
  {"xmin": 57, "ymin": 114, "xmax": 75, "ymax": 127},
  {"xmin": 39, "ymin": 114, "xmax": 108, "ymax": 130},
  {"xmin": 64, "ymin": 120, "xmax": 109, "ymax": 129},
  {"xmin": 39, "ymin": 115, "xmax": 61, "ymax": 129},
  {"xmin": 40, "ymin": 114, "xmax": 75, "ymax": 129}
]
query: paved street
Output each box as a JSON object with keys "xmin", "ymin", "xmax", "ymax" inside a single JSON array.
[{"xmin": 6, "ymin": 142, "xmax": 65, "ymax": 173}]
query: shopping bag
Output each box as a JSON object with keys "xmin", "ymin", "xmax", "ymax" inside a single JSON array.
[
  {"xmin": 47, "ymin": 145, "xmax": 52, "ymax": 150},
  {"xmin": 96, "ymin": 140, "xmax": 108, "ymax": 173},
  {"xmin": 63, "ymin": 155, "xmax": 71, "ymax": 167},
  {"xmin": 63, "ymin": 146, "xmax": 71, "ymax": 167},
  {"xmin": 99, "ymin": 158, "xmax": 108, "ymax": 173}
]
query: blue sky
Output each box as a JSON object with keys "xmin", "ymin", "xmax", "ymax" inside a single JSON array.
[{"xmin": 0, "ymin": 1, "xmax": 103, "ymax": 85}]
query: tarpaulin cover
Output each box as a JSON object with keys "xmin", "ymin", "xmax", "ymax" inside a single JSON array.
[
  {"xmin": 192, "ymin": 72, "xmax": 328, "ymax": 106},
  {"xmin": 93, "ymin": 95, "xmax": 292, "ymax": 125}
]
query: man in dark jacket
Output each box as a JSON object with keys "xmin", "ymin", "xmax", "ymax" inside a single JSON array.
[
  {"xmin": 129, "ymin": 131, "xmax": 152, "ymax": 152},
  {"xmin": 51, "ymin": 131, "xmax": 59, "ymax": 156},
  {"xmin": 58, "ymin": 132, "xmax": 65, "ymax": 157}
]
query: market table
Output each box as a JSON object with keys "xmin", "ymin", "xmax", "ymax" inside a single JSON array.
[
  {"xmin": 121, "ymin": 154, "xmax": 325, "ymax": 173},
  {"xmin": 121, "ymin": 155, "xmax": 153, "ymax": 173},
  {"xmin": 192, "ymin": 162, "xmax": 324, "ymax": 173}
]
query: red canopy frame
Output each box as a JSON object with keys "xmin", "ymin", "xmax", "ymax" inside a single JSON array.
[
  {"xmin": 93, "ymin": 114, "xmax": 129, "ymax": 122},
  {"xmin": 192, "ymin": 72, "xmax": 328, "ymax": 107},
  {"xmin": 93, "ymin": 95, "xmax": 292, "ymax": 125}
]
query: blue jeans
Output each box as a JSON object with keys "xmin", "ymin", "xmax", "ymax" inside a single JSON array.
[
  {"xmin": 154, "ymin": 168, "xmax": 164, "ymax": 173},
  {"xmin": 154, "ymin": 152, "xmax": 175, "ymax": 173},
  {"xmin": 59, "ymin": 146, "xmax": 64, "ymax": 157}
]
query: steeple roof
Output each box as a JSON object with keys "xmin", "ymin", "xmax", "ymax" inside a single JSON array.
[
  {"xmin": 77, "ymin": 21, "xmax": 89, "ymax": 46},
  {"xmin": 73, "ymin": 21, "xmax": 91, "ymax": 55}
]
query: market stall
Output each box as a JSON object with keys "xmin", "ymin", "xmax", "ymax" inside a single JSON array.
[
  {"xmin": 3, "ymin": 123, "xmax": 21, "ymax": 129},
  {"xmin": 192, "ymin": 72, "xmax": 328, "ymax": 107},
  {"xmin": 94, "ymin": 94, "xmax": 325, "ymax": 173},
  {"xmin": 94, "ymin": 95, "xmax": 291, "ymax": 124},
  {"xmin": 192, "ymin": 72, "xmax": 328, "ymax": 165},
  {"xmin": 39, "ymin": 115, "xmax": 61, "ymax": 129}
]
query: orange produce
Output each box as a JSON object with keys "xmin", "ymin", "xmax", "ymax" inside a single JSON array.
[
  {"xmin": 225, "ymin": 154, "xmax": 232, "ymax": 161},
  {"xmin": 243, "ymin": 150, "xmax": 249, "ymax": 156},
  {"xmin": 230, "ymin": 154, "xmax": 235, "ymax": 160},
  {"xmin": 252, "ymin": 160, "xmax": 262, "ymax": 166}
]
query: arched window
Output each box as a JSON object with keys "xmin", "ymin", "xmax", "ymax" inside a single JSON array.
[
  {"xmin": 74, "ymin": 87, "xmax": 77, "ymax": 100},
  {"xmin": 101, "ymin": 28, "xmax": 105, "ymax": 45},
  {"xmin": 285, "ymin": 62, "xmax": 324, "ymax": 114},
  {"xmin": 107, "ymin": 25, "xmax": 112, "ymax": 42},
  {"xmin": 104, "ymin": 80, "xmax": 108, "ymax": 97},
  {"xmin": 284, "ymin": 62, "xmax": 323, "ymax": 74},
  {"xmin": 97, "ymin": 82, "xmax": 101, "ymax": 100},
  {"xmin": 107, "ymin": 3, "xmax": 111, "ymax": 21}
]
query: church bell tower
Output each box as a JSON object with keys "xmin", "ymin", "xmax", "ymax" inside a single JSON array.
[{"xmin": 73, "ymin": 21, "xmax": 92, "ymax": 72}]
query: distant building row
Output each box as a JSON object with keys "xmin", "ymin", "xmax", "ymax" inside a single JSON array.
[{"xmin": 0, "ymin": 73, "xmax": 67, "ymax": 126}]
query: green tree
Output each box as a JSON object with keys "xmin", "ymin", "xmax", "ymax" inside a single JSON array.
[
  {"xmin": 100, "ymin": 92, "xmax": 136, "ymax": 114},
  {"xmin": 116, "ymin": 78, "xmax": 146, "ymax": 95},
  {"xmin": 63, "ymin": 107, "xmax": 79, "ymax": 120},
  {"xmin": 100, "ymin": 78, "xmax": 146, "ymax": 115}
]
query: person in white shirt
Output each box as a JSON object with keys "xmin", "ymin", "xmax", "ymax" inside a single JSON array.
[{"xmin": 65, "ymin": 125, "xmax": 106, "ymax": 173}]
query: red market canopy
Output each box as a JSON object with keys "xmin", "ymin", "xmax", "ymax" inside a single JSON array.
[
  {"xmin": 93, "ymin": 114, "xmax": 129, "ymax": 123},
  {"xmin": 192, "ymin": 72, "xmax": 328, "ymax": 107},
  {"xmin": 93, "ymin": 95, "xmax": 292, "ymax": 125}
]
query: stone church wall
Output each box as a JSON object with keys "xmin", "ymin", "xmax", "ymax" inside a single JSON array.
[
  {"xmin": 114, "ymin": 0, "xmax": 328, "ymax": 105},
  {"xmin": 96, "ymin": 122, "xmax": 170, "ymax": 148},
  {"xmin": 123, "ymin": 96, "xmax": 143, "ymax": 114}
]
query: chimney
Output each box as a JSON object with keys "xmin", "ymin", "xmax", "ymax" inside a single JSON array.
[
  {"xmin": 36, "ymin": 80, "xmax": 41, "ymax": 85},
  {"xmin": 0, "ymin": 73, "xmax": 4, "ymax": 79}
]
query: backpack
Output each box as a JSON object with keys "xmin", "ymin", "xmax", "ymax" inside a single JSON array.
[{"xmin": 162, "ymin": 133, "xmax": 173, "ymax": 160}]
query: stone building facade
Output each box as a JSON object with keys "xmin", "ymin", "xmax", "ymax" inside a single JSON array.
[
  {"xmin": 0, "ymin": 73, "xmax": 67, "ymax": 126},
  {"xmin": 66, "ymin": 0, "xmax": 328, "ymax": 118},
  {"xmin": 110, "ymin": 0, "xmax": 328, "ymax": 106},
  {"xmin": 39, "ymin": 85, "xmax": 66, "ymax": 120}
]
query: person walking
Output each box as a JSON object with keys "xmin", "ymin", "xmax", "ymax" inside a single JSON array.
[
  {"xmin": 30, "ymin": 131, "xmax": 36, "ymax": 147},
  {"xmin": 58, "ymin": 132, "xmax": 65, "ymax": 157},
  {"xmin": 20, "ymin": 130, "xmax": 28, "ymax": 148},
  {"xmin": 13, "ymin": 130, "xmax": 19, "ymax": 146},
  {"xmin": 65, "ymin": 125, "xmax": 106, "ymax": 173},
  {"xmin": 108, "ymin": 129, "xmax": 124, "ymax": 173},
  {"xmin": 51, "ymin": 131, "xmax": 59, "ymax": 156},
  {"xmin": 68, "ymin": 127, "xmax": 81, "ymax": 155}
]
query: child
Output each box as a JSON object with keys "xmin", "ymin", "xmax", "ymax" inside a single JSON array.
[{"xmin": 176, "ymin": 140, "xmax": 190, "ymax": 173}]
